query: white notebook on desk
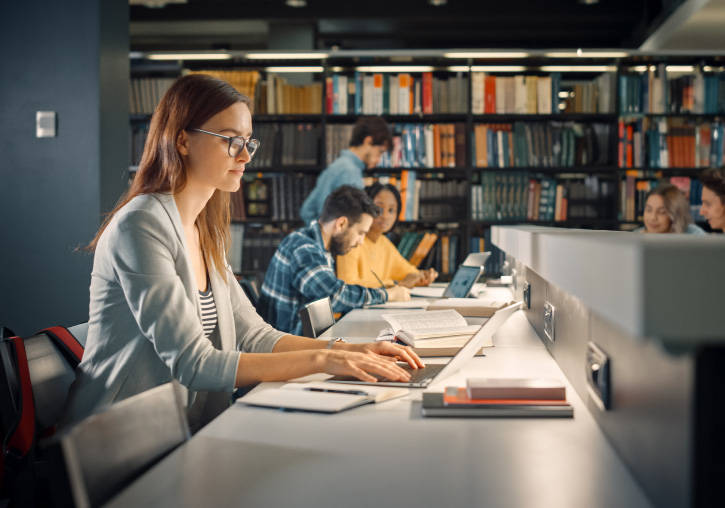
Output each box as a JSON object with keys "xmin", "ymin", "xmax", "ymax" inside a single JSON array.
[{"xmin": 238, "ymin": 382, "xmax": 409, "ymax": 413}]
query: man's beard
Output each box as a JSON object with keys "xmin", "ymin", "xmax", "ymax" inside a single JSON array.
[{"xmin": 329, "ymin": 231, "xmax": 349, "ymax": 257}]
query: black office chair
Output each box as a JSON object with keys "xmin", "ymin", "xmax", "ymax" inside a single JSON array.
[
  {"xmin": 298, "ymin": 297, "xmax": 335, "ymax": 338},
  {"xmin": 51, "ymin": 382, "xmax": 190, "ymax": 508}
]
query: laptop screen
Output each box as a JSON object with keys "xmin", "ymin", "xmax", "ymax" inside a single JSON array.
[{"xmin": 442, "ymin": 265, "xmax": 482, "ymax": 298}]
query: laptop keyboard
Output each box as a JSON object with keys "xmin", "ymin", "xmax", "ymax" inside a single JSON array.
[{"xmin": 373, "ymin": 363, "xmax": 445, "ymax": 383}]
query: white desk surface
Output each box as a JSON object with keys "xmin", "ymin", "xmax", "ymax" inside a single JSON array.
[{"xmin": 108, "ymin": 306, "xmax": 652, "ymax": 508}]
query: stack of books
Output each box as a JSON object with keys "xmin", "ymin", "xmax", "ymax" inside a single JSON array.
[{"xmin": 422, "ymin": 378, "xmax": 573, "ymax": 417}]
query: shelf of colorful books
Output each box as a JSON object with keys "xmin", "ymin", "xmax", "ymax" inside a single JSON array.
[
  {"xmin": 324, "ymin": 114, "xmax": 469, "ymax": 123},
  {"xmin": 253, "ymin": 114, "xmax": 324, "ymax": 123},
  {"xmin": 247, "ymin": 166, "xmax": 322, "ymax": 174},
  {"xmin": 471, "ymin": 113, "xmax": 617, "ymax": 122}
]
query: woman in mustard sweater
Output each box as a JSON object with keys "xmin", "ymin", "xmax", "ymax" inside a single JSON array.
[{"xmin": 337, "ymin": 182, "xmax": 438, "ymax": 288}]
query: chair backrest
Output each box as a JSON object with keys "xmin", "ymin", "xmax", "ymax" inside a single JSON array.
[
  {"xmin": 1, "ymin": 324, "xmax": 85, "ymax": 462},
  {"xmin": 298, "ymin": 297, "xmax": 335, "ymax": 338},
  {"xmin": 59, "ymin": 382, "xmax": 190, "ymax": 508}
]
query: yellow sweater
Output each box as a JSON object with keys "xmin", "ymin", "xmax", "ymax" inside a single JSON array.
[{"xmin": 336, "ymin": 235, "xmax": 418, "ymax": 288}]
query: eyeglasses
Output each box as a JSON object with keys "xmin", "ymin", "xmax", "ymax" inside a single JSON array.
[{"xmin": 188, "ymin": 128, "xmax": 260, "ymax": 159}]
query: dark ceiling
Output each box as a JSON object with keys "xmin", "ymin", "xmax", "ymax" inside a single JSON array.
[{"xmin": 130, "ymin": 0, "xmax": 685, "ymax": 51}]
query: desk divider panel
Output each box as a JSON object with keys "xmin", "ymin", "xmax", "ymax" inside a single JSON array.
[{"xmin": 494, "ymin": 226, "xmax": 725, "ymax": 508}]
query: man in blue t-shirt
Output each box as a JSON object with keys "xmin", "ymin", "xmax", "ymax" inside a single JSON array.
[{"xmin": 300, "ymin": 117, "xmax": 391, "ymax": 225}]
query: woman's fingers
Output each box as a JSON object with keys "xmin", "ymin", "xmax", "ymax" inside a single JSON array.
[{"xmin": 358, "ymin": 354, "xmax": 411, "ymax": 381}]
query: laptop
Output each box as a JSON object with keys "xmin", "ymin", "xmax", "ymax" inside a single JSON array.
[
  {"xmin": 328, "ymin": 301, "xmax": 522, "ymax": 388},
  {"xmin": 410, "ymin": 252, "xmax": 490, "ymax": 299}
]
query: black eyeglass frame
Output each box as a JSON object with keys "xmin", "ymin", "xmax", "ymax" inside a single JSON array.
[{"xmin": 188, "ymin": 128, "xmax": 259, "ymax": 159}]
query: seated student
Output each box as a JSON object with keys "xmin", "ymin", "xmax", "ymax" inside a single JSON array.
[
  {"xmin": 636, "ymin": 183, "xmax": 706, "ymax": 235},
  {"xmin": 700, "ymin": 168, "xmax": 725, "ymax": 232},
  {"xmin": 299, "ymin": 116, "xmax": 391, "ymax": 225},
  {"xmin": 336, "ymin": 182, "xmax": 438, "ymax": 288},
  {"xmin": 259, "ymin": 185, "xmax": 411, "ymax": 334},
  {"xmin": 63, "ymin": 75, "xmax": 422, "ymax": 432}
]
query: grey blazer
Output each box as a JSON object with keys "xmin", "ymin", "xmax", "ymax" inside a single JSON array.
[{"xmin": 63, "ymin": 193, "xmax": 285, "ymax": 425}]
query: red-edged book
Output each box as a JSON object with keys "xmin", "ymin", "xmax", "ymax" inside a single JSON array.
[{"xmin": 443, "ymin": 387, "xmax": 569, "ymax": 407}]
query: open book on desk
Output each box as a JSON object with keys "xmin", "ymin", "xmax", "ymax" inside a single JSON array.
[
  {"xmin": 380, "ymin": 309, "xmax": 484, "ymax": 348},
  {"xmin": 238, "ymin": 381, "xmax": 409, "ymax": 413},
  {"xmin": 426, "ymin": 297, "xmax": 514, "ymax": 317}
]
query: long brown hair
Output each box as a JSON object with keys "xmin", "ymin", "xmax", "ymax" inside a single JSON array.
[
  {"xmin": 89, "ymin": 74, "xmax": 250, "ymax": 280},
  {"xmin": 645, "ymin": 183, "xmax": 692, "ymax": 233}
]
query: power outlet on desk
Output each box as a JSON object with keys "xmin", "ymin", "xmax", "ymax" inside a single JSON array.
[
  {"xmin": 586, "ymin": 342, "xmax": 611, "ymax": 410},
  {"xmin": 543, "ymin": 301, "xmax": 555, "ymax": 342},
  {"xmin": 522, "ymin": 281, "xmax": 531, "ymax": 309}
]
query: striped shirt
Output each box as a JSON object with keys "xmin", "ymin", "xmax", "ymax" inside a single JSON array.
[
  {"xmin": 258, "ymin": 221, "xmax": 387, "ymax": 334},
  {"xmin": 198, "ymin": 285, "xmax": 218, "ymax": 339}
]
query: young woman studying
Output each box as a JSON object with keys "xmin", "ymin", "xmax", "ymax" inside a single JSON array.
[
  {"xmin": 63, "ymin": 75, "xmax": 423, "ymax": 431},
  {"xmin": 336, "ymin": 182, "xmax": 438, "ymax": 289},
  {"xmin": 637, "ymin": 183, "xmax": 706, "ymax": 235}
]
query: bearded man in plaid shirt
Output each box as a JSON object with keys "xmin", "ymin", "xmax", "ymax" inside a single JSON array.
[{"xmin": 259, "ymin": 185, "xmax": 411, "ymax": 334}]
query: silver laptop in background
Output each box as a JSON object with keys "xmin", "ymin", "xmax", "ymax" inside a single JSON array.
[
  {"xmin": 328, "ymin": 301, "xmax": 522, "ymax": 388},
  {"xmin": 410, "ymin": 252, "xmax": 491, "ymax": 299}
]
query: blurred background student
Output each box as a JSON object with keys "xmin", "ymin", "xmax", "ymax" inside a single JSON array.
[
  {"xmin": 337, "ymin": 182, "xmax": 438, "ymax": 288},
  {"xmin": 700, "ymin": 168, "xmax": 725, "ymax": 232},
  {"xmin": 637, "ymin": 183, "xmax": 706, "ymax": 235},
  {"xmin": 299, "ymin": 117, "xmax": 391, "ymax": 225}
]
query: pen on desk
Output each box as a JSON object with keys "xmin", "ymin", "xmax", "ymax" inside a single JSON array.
[{"xmin": 305, "ymin": 387, "xmax": 368, "ymax": 396}]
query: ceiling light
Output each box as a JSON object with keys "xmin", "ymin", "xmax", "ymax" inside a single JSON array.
[
  {"xmin": 631, "ymin": 66, "xmax": 648, "ymax": 72},
  {"xmin": 665, "ymin": 65, "xmax": 694, "ymax": 72},
  {"xmin": 246, "ymin": 52, "xmax": 328, "ymax": 60},
  {"xmin": 429, "ymin": 0, "xmax": 447, "ymax": 5},
  {"xmin": 147, "ymin": 53, "xmax": 231, "ymax": 61},
  {"xmin": 265, "ymin": 66, "xmax": 324, "ymax": 73},
  {"xmin": 540, "ymin": 65, "xmax": 616, "ymax": 72},
  {"xmin": 444, "ymin": 51, "xmax": 529, "ymax": 59},
  {"xmin": 446, "ymin": 66, "xmax": 470, "ymax": 72},
  {"xmin": 355, "ymin": 66, "xmax": 435, "ymax": 72},
  {"xmin": 470, "ymin": 65, "xmax": 527, "ymax": 72},
  {"xmin": 544, "ymin": 51, "xmax": 629, "ymax": 58},
  {"xmin": 285, "ymin": 0, "xmax": 306, "ymax": 7}
]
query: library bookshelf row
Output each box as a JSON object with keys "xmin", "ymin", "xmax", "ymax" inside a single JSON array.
[{"xmin": 129, "ymin": 52, "xmax": 725, "ymax": 280}]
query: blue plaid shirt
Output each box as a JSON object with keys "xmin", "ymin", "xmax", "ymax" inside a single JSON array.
[{"xmin": 258, "ymin": 222, "xmax": 387, "ymax": 335}]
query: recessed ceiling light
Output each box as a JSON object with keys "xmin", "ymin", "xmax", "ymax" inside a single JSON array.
[
  {"xmin": 286, "ymin": 0, "xmax": 306, "ymax": 7},
  {"xmin": 429, "ymin": 0, "xmax": 447, "ymax": 5}
]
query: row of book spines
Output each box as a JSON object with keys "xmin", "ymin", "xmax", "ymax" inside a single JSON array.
[
  {"xmin": 397, "ymin": 231, "xmax": 459, "ymax": 274},
  {"xmin": 471, "ymin": 174, "xmax": 568, "ymax": 222},
  {"xmin": 471, "ymin": 123, "xmax": 594, "ymax": 168},
  {"xmin": 382, "ymin": 124, "xmax": 465, "ymax": 169},
  {"xmin": 257, "ymin": 77, "xmax": 322, "ymax": 114},
  {"xmin": 248, "ymin": 123, "xmax": 321, "ymax": 168},
  {"xmin": 471, "ymin": 73, "xmax": 559, "ymax": 114},
  {"xmin": 618, "ymin": 120, "xmax": 725, "ymax": 168},
  {"xmin": 325, "ymin": 72, "xmax": 467, "ymax": 115},
  {"xmin": 619, "ymin": 68, "xmax": 725, "ymax": 114}
]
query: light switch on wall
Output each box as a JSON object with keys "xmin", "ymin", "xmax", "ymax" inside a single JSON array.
[{"xmin": 36, "ymin": 111, "xmax": 56, "ymax": 138}]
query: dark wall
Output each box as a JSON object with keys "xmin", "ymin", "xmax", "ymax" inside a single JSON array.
[{"xmin": 0, "ymin": 0, "xmax": 129, "ymax": 335}]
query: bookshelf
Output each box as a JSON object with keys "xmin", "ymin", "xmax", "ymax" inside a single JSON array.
[{"xmin": 129, "ymin": 51, "xmax": 725, "ymax": 280}]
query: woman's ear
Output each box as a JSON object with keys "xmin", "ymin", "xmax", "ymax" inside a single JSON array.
[{"xmin": 176, "ymin": 130, "xmax": 190, "ymax": 156}]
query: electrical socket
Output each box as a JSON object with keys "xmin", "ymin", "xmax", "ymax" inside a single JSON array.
[{"xmin": 543, "ymin": 301, "xmax": 555, "ymax": 342}]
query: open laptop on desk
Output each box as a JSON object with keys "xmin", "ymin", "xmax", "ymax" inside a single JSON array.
[
  {"xmin": 410, "ymin": 252, "xmax": 490, "ymax": 299},
  {"xmin": 328, "ymin": 301, "xmax": 522, "ymax": 388}
]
